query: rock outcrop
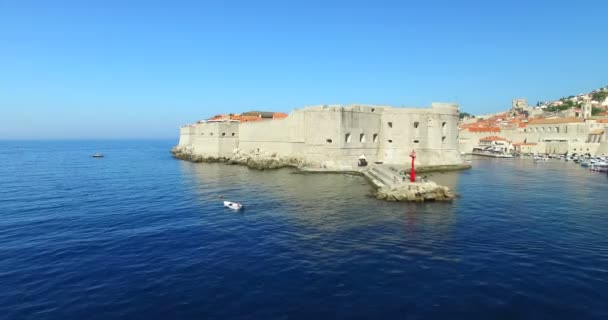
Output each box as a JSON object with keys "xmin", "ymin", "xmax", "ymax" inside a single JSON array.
[
  {"xmin": 171, "ymin": 146, "xmax": 307, "ymax": 170},
  {"xmin": 375, "ymin": 181, "xmax": 455, "ymax": 202}
]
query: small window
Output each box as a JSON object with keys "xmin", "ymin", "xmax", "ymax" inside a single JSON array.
[
  {"xmin": 210, "ymin": 133, "xmax": 213, "ymax": 136},
  {"xmin": 388, "ymin": 140, "xmax": 393, "ymax": 143},
  {"xmin": 222, "ymin": 133, "xmax": 226, "ymax": 136},
  {"xmin": 326, "ymin": 139, "xmax": 333, "ymax": 143},
  {"xmin": 414, "ymin": 122, "xmax": 419, "ymax": 128},
  {"xmin": 360, "ymin": 133, "xmax": 366, "ymax": 143},
  {"xmin": 442, "ymin": 122, "xmax": 446, "ymax": 128},
  {"xmin": 371, "ymin": 108, "xmax": 375, "ymax": 112},
  {"xmin": 414, "ymin": 140, "xmax": 420, "ymax": 143},
  {"xmin": 345, "ymin": 133, "xmax": 351, "ymax": 143},
  {"xmin": 388, "ymin": 122, "xmax": 393, "ymax": 128},
  {"xmin": 373, "ymin": 134, "xmax": 378, "ymax": 143},
  {"xmin": 442, "ymin": 136, "xmax": 446, "ymax": 142},
  {"xmin": 232, "ymin": 133, "xmax": 235, "ymax": 136}
]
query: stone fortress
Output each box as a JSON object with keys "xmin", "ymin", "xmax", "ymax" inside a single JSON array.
[{"xmin": 175, "ymin": 103, "xmax": 465, "ymax": 170}]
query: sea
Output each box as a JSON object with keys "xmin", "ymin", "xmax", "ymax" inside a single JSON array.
[{"xmin": 1, "ymin": 140, "xmax": 607, "ymax": 320}]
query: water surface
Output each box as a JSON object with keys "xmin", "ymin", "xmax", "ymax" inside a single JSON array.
[{"xmin": 1, "ymin": 141, "xmax": 607, "ymax": 319}]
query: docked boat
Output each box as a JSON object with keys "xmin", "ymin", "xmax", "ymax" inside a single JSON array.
[
  {"xmin": 589, "ymin": 161, "xmax": 608, "ymax": 172},
  {"xmin": 533, "ymin": 155, "xmax": 549, "ymax": 162},
  {"xmin": 92, "ymin": 153, "xmax": 104, "ymax": 158},
  {"xmin": 471, "ymin": 147, "xmax": 513, "ymax": 158},
  {"xmin": 224, "ymin": 201, "xmax": 243, "ymax": 211}
]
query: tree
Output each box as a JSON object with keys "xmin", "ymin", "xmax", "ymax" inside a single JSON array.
[
  {"xmin": 459, "ymin": 112, "xmax": 473, "ymax": 119},
  {"xmin": 592, "ymin": 91, "xmax": 608, "ymax": 102},
  {"xmin": 592, "ymin": 106, "xmax": 603, "ymax": 116}
]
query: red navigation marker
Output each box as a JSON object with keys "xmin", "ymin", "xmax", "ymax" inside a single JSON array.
[{"xmin": 409, "ymin": 149, "xmax": 416, "ymax": 182}]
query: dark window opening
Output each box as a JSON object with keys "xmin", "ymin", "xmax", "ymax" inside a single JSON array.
[
  {"xmin": 442, "ymin": 136, "xmax": 446, "ymax": 142},
  {"xmin": 414, "ymin": 122, "xmax": 419, "ymax": 128},
  {"xmin": 345, "ymin": 133, "xmax": 351, "ymax": 143},
  {"xmin": 388, "ymin": 140, "xmax": 393, "ymax": 143},
  {"xmin": 442, "ymin": 122, "xmax": 446, "ymax": 128},
  {"xmin": 373, "ymin": 134, "xmax": 378, "ymax": 143},
  {"xmin": 371, "ymin": 108, "xmax": 375, "ymax": 112},
  {"xmin": 388, "ymin": 122, "xmax": 393, "ymax": 128},
  {"xmin": 326, "ymin": 139, "xmax": 333, "ymax": 143},
  {"xmin": 222, "ymin": 133, "xmax": 226, "ymax": 136},
  {"xmin": 232, "ymin": 133, "xmax": 235, "ymax": 136},
  {"xmin": 360, "ymin": 133, "xmax": 366, "ymax": 143},
  {"xmin": 414, "ymin": 140, "xmax": 420, "ymax": 143}
]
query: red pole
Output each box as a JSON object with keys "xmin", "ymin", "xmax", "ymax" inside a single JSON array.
[{"xmin": 409, "ymin": 150, "xmax": 416, "ymax": 182}]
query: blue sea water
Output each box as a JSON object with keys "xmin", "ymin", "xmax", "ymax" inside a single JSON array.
[{"xmin": 1, "ymin": 140, "xmax": 607, "ymax": 319}]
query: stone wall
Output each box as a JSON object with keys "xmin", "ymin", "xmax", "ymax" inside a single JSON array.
[{"xmin": 177, "ymin": 103, "xmax": 464, "ymax": 168}]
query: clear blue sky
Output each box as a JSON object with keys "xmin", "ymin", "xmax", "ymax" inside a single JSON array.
[{"xmin": 1, "ymin": 0, "xmax": 607, "ymax": 139}]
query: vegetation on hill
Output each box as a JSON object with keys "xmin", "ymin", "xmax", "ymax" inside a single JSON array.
[
  {"xmin": 545, "ymin": 99, "xmax": 576, "ymax": 113},
  {"xmin": 592, "ymin": 90, "xmax": 608, "ymax": 102},
  {"xmin": 459, "ymin": 112, "xmax": 474, "ymax": 119},
  {"xmin": 592, "ymin": 106, "xmax": 603, "ymax": 116}
]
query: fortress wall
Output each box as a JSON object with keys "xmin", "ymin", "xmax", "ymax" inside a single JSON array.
[
  {"xmin": 381, "ymin": 104, "xmax": 461, "ymax": 165},
  {"xmin": 238, "ymin": 117, "xmax": 301, "ymax": 155},
  {"xmin": 177, "ymin": 103, "xmax": 465, "ymax": 167},
  {"xmin": 178, "ymin": 126, "xmax": 195, "ymax": 146},
  {"xmin": 190, "ymin": 122, "xmax": 239, "ymax": 158},
  {"xmin": 301, "ymin": 106, "xmax": 383, "ymax": 165}
]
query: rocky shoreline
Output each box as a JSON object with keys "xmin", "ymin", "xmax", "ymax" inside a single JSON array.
[
  {"xmin": 374, "ymin": 181, "xmax": 455, "ymax": 202},
  {"xmin": 172, "ymin": 146, "xmax": 458, "ymax": 202},
  {"xmin": 171, "ymin": 146, "xmax": 307, "ymax": 170}
]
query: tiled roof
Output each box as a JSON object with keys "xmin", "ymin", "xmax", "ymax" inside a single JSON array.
[
  {"xmin": 527, "ymin": 117, "xmax": 583, "ymax": 125},
  {"xmin": 480, "ymin": 136, "xmax": 507, "ymax": 141}
]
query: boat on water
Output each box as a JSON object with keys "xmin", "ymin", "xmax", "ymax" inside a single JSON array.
[
  {"xmin": 533, "ymin": 155, "xmax": 549, "ymax": 162},
  {"xmin": 589, "ymin": 162, "xmax": 608, "ymax": 172},
  {"xmin": 92, "ymin": 153, "xmax": 104, "ymax": 158},
  {"xmin": 471, "ymin": 147, "xmax": 513, "ymax": 158},
  {"xmin": 224, "ymin": 201, "xmax": 243, "ymax": 211}
]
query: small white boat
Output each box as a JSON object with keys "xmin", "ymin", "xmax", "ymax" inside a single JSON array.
[
  {"xmin": 92, "ymin": 153, "xmax": 104, "ymax": 158},
  {"xmin": 224, "ymin": 201, "xmax": 243, "ymax": 211}
]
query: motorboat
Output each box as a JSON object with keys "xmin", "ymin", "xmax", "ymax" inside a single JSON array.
[
  {"xmin": 533, "ymin": 155, "xmax": 549, "ymax": 162},
  {"xmin": 92, "ymin": 153, "xmax": 104, "ymax": 158},
  {"xmin": 224, "ymin": 201, "xmax": 243, "ymax": 211}
]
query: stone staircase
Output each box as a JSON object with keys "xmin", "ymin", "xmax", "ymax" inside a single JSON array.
[{"xmin": 363, "ymin": 166, "xmax": 406, "ymax": 190}]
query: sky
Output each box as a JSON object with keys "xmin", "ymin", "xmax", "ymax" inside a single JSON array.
[{"xmin": 1, "ymin": 0, "xmax": 607, "ymax": 139}]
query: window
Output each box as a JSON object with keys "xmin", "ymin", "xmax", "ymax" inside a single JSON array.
[
  {"xmin": 373, "ymin": 134, "xmax": 378, "ymax": 143},
  {"xmin": 345, "ymin": 133, "xmax": 351, "ymax": 143},
  {"xmin": 414, "ymin": 122, "xmax": 419, "ymax": 128},
  {"xmin": 414, "ymin": 140, "xmax": 420, "ymax": 143},
  {"xmin": 232, "ymin": 133, "xmax": 235, "ymax": 136},
  {"xmin": 442, "ymin": 136, "xmax": 446, "ymax": 142},
  {"xmin": 326, "ymin": 139, "xmax": 333, "ymax": 143},
  {"xmin": 210, "ymin": 133, "xmax": 213, "ymax": 136},
  {"xmin": 222, "ymin": 133, "xmax": 226, "ymax": 136},
  {"xmin": 360, "ymin": 133, "xmax": 366, "ymax": 143},
  {"xmin": 388, "ymin": 140, "xmax": 393, "ymax": 143},
  {"xmin": 388, "ymin": 122, "xmax": 393, "ymax": 128},
  {"xmin": 442, "ymin": 122, "xmax": 446, "ymax": 128},
  {"xmin": 371, "ymin": 108, "xmax": 375, "ymax": 112}
]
